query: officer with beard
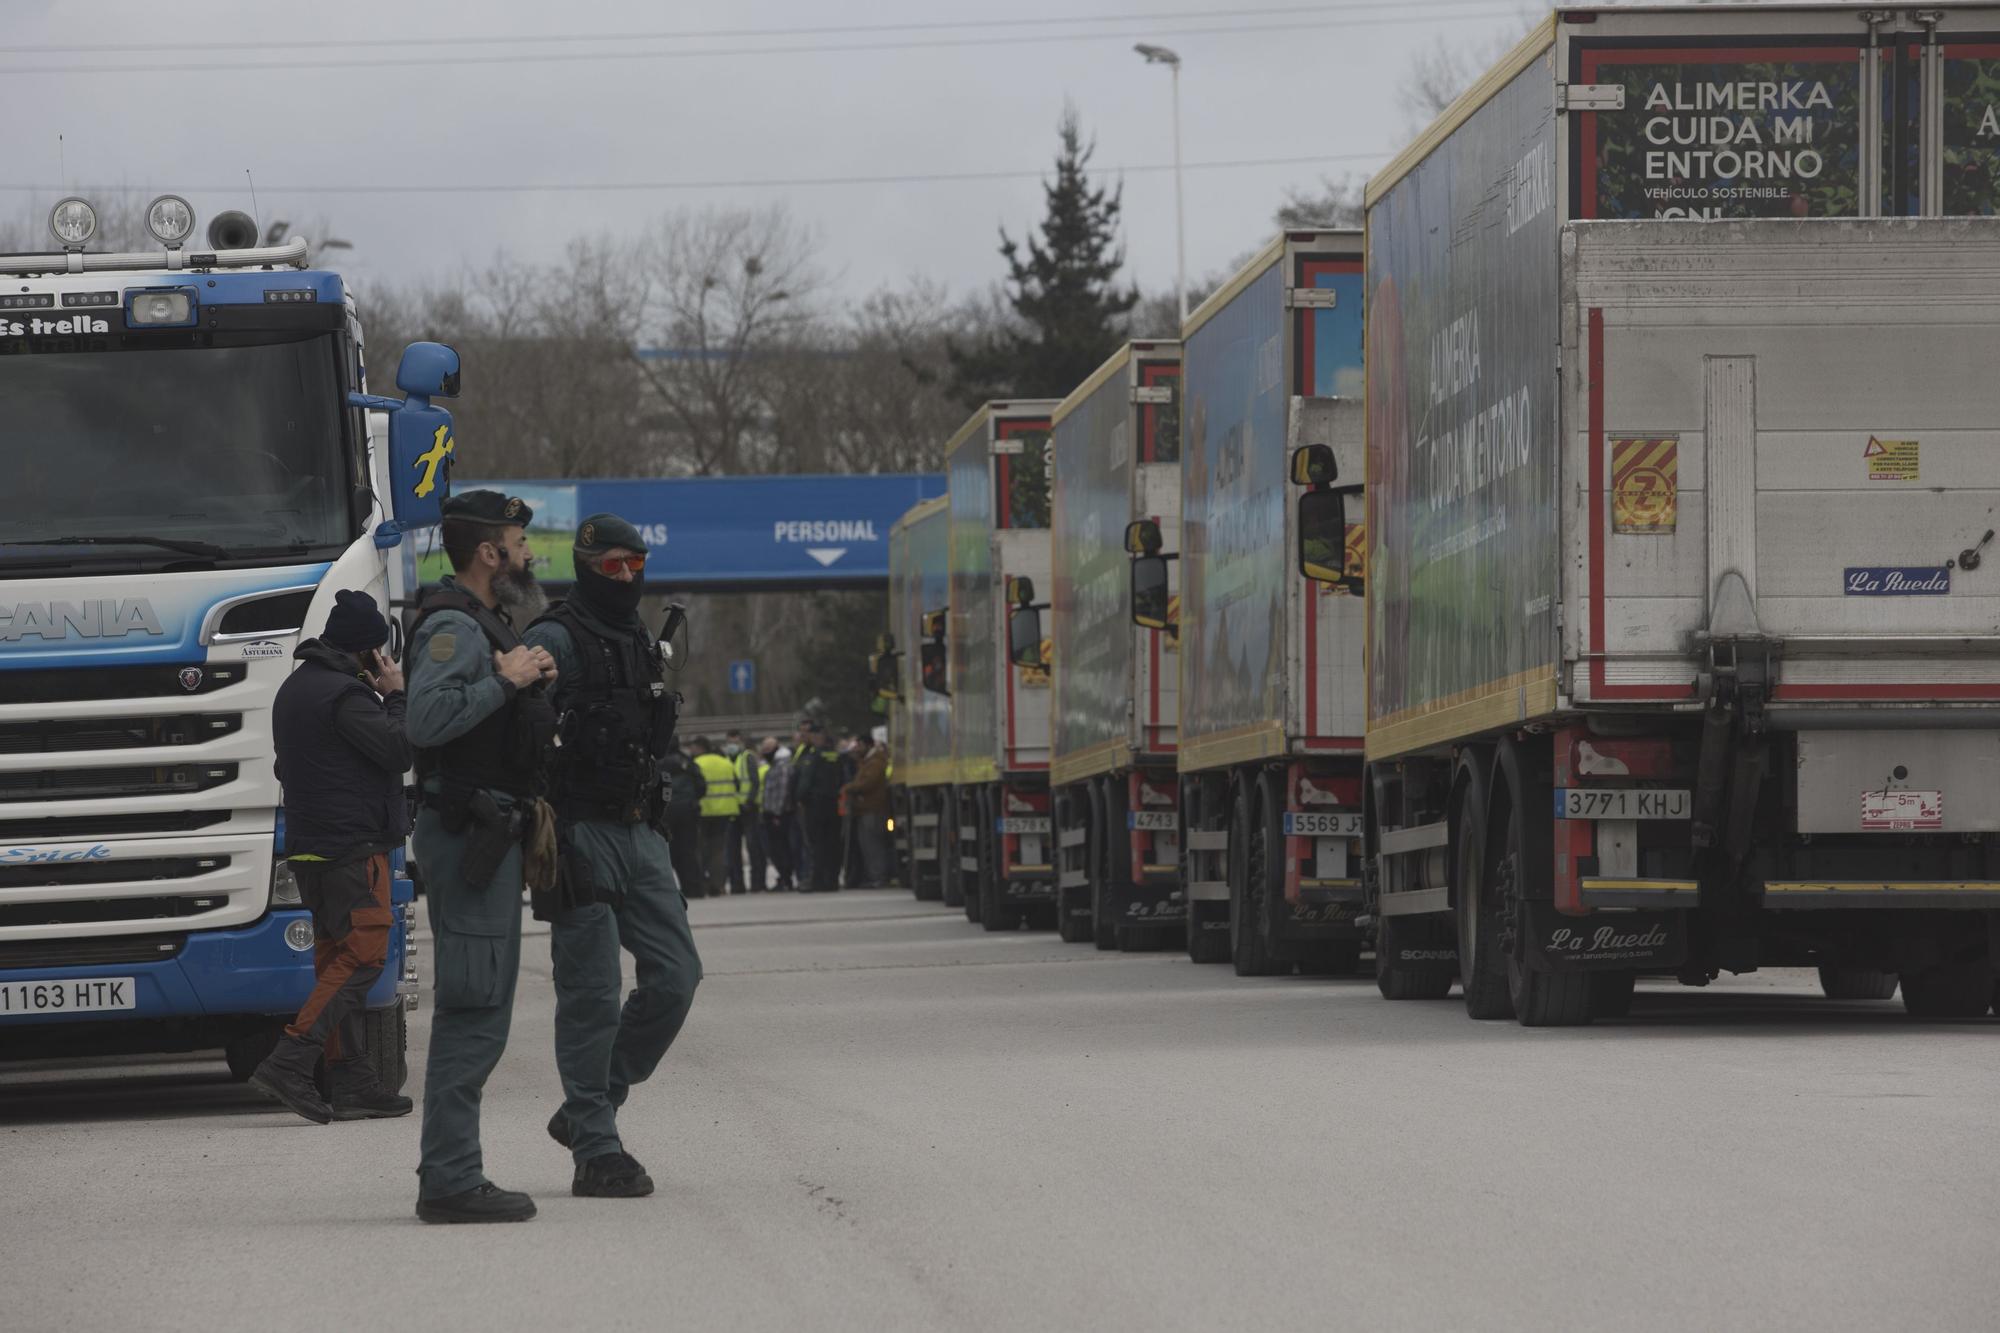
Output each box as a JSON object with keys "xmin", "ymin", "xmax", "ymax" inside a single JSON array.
[
  {"xmin": 524, "ymin": 514, "xmax": 701, "ymax": 1200},
  {"xmin": 406, "ymin": 490, "xmax": 560, "ymax": 1224}
]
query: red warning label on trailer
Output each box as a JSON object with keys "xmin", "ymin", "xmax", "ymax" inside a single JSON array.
[{"xmin": 1860, "ymin": 789, "xmax": 1942, "ymax": 831}]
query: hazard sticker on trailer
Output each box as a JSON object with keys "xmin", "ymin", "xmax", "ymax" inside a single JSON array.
[
  {"xmin": 1611, "ymin": 436, "xmax": 1677, "ymax": 534},
  {"xmin": 1861, "ymin": 790, "xmax": 1942, "ymax": 831},
  {"xmin": 1863, "ymin": 436, "xmax": 1919, "ymax": 482}
]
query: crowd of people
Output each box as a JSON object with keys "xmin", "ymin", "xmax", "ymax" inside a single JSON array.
[{"xmin": 658, "ymin": 722, "xmax": 895, "ymax": 898}]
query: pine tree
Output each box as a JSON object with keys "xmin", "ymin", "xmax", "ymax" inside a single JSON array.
[{"xmin": 947, "ymin": 105, "xmax": 1139, "ymax": 408}]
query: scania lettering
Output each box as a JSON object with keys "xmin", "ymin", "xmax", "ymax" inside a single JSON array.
[{"xmin": 0, "ymin": 197, "xmax": 462, "ymax": 1086}]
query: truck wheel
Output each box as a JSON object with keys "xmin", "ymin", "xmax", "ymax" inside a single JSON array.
[
  {"xmin": 910, "ymin": 793, "xmax": 943, "ymax": 903},
  {"xmin": 1900, "ymin": 958, "xmax": 1992, "ymax": 1018},
  {"xmin": 1230, "ymin": 777, "xmax": 1285, "ymax": 976},
  {"xmin": 222, "ymin": 1020, "xmax": 284, "ymax": 1082},
  {"xmin": 1817, "ymin": 967, "xmax": 1898, "ymax": 1001},
  {"xmin": 1092, "ymin": 781, "xmax": 1122, "ymax": 952},
  {"xmin": 959, "ymin": 791, "xmax": 982, "ymax": 923},
  {"xmin": 980, "ymin": 879, "xmax": 1021, "ymax": 931},
  {"xmin": 1055, "ymin": 792, "xmax": 1093, "ymax": 944},
  {"xmin": 1453, "ymin": 755, "xmax": 1511, "ymax": 1020},
  {"xmin": 1374, "ymin": 912, "xmax": 1455, "ymax": 999},
  {"xmin": 1591, "ymin": 971, "xmax": 1637, "ymax": 1019},
  {"xmin": 1492, "ymin": 764, "xmax": 1593, "ymax": 1027},
  {"xmin": 362, "ymin": 1003, "xmax": 411, "ymax": 1093}
]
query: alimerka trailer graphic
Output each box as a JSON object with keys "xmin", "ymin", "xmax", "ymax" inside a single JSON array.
[{"xmin": 1357, "ymin": 5, "xmax": 2000, "ymax": 1026}]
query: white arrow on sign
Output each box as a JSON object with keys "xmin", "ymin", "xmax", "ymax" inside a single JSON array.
[{"xmin": 805, "ymin": 548, "xmax": 847, "ymax": 567}]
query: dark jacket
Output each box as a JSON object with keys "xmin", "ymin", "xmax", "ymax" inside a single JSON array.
[
  {"xmin": 792, "ymin": 744, "xmax": 842, "ymax": 814},
  {"xmin": 661, "ymin": 749, "xmax": 706, "ymax": 819},
  {"xmin": 272, "ymin": 640, "xmax": 411, "ymax": 861}
]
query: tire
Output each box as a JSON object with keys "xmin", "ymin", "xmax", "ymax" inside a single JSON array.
[
  {"xmin": 1054, "ymin": 791, "xmax": 1092, "ymax": 943},
  {"xmin": 958, "ymin": 790, "xmax": 982, "ymax": 924},
  {"xmin": 911, "ymin": 793, "xmax": 943, "ymax": 903},
  {"xmin": 1452, "ymin": 754, "xmax": 1511, "ymax": 1020},
  {"xmin": 1092, "ymin": 781, "xmax": 1120, "ymax": 952},
  {"xmin": 361, "ymin": 1002, "xmax": 410, "ymax": 1093},
  {"xmin": 1901, "ymin": 958, "xmax": 1991, "ymax": 1018},
  {"xmin": 1374, "ymin": 911, "xmax": 1455, "ymax": 999},
  {"xmin": 1232, "ymin": 774, "xmax": 1288, "ymax": 977},
  {"xmin": 1818, "ymin": 967, "xmax": 1899, "ymax": 1001},
  {"xmin": 222, "ymin": 1020, "xmax": 283, "ymax": 1082},
  {"xmin": 1493, "ymin": 745, "xmax": 1593, "ymax": 1027},
  {"xmin": 1590, "ymin": 971, "xmax": 1637, "ymax": 1020}
]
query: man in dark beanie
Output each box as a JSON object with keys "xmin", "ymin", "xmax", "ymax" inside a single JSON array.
[
  {"xmin": 525, "ymin": 513, "xmax": 701, "ymax": 1201},
  {"xmin": 250, "ymin": 589, "xmax": 414, "ymax": 1124}
]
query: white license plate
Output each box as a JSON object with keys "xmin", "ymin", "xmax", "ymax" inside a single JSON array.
[
  {"xmin": 1555, "ymin": 788, "xmax": 1691, "ymax": 820},
  {"xmin": 1129, "ymin": 810, "xmax": 1179, "ymax": 831},
  {"xmin": 0, "ymin": 976, "xmax": 137, "ymax": 1015},
  {"xmin": 998, "ymin": 817, "xmax": 1050, "ymax": 834},
  {"xmin": 1284, "ymin": 811, "xmax": 1364, "ymax": 837}
]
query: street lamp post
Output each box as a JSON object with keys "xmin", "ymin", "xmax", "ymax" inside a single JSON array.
[{"xmin": 1135, "ymin": 43, "xmax": 1187, "ymax": 324}]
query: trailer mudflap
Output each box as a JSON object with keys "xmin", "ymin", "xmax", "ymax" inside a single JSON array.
[{"xmin": 1520, "ymin": 903, "xmax": 1687, "ymax": 973}]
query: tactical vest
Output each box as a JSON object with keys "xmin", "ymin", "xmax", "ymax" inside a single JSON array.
[
  {"xmin": 410, "ymin": 585, "xmax": 557, "ymax": 797},
  {"xmin": 531, "ymin": 601, "xmax": 680, "ymax": 822}
]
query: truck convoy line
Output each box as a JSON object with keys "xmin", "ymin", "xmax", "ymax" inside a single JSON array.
[
  {"xmin": 884, "ymin": 2, "xmax": 2000, "ymax": 1024},
  {"xmin": 0, "ymin": 203, "xmax": 461, "ymax": 1078}
]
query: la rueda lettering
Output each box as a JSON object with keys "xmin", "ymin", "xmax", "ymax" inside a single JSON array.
[
  {"xmin": 1548, "ymin": 924, "xmax": 1669, "ymax": 954},
  {"xmin": 1, "ymin": 315, "xmax": 111, "ymax": 337}
]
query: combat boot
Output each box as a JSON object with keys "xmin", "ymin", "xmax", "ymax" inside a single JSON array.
[
  {"xmin": 573, "ymin": 1151, "xmax": 654, "ymax": 1198},
  {"xmin": 247, "ymin": 1035, "xmax": 331, "ymax": 1124},
  {"xmin": 416, "ymin": 1183, "xmax": 537, "ymax": 1224},
  {"xmin": 326, "ymin": 1060, "xmax": 413, "ymax": 1120}
]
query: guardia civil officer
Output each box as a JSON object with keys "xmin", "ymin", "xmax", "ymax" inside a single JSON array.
[
  {"xmin": 406, "ymin": 490, "xmax": 559, "ymax": 1224},
  {"xmin": 524, "ymin": 514, "xmax": 702, "ymax": 1199}
]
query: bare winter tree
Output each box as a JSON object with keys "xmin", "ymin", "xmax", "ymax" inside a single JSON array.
[{"xmin": 633, "ymin": 205, "xmax": 824, "ymax": 477}]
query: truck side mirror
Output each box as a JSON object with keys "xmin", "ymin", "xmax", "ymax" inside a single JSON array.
[
  {"xmin": 1008, "ymin": 604, "xmax": 1044, "ymax": 668},
  {"xmin": 352, "ymin": 340, "xmax": 462, "ymax": 543},
  {"xmin": 1131, "ymin": 554, "xmax": 1172, "ymax": 632},
  {"xmin": 919, "ymin": 641, "xmax": 949, "ymax": 696},
  {"xmin": 1299, "ymin": 487, "xmax": 1364, "ymax": 595}
]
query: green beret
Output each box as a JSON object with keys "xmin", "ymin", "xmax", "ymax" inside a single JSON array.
[
  {"xmin": 443, "ymin": 489, "xmax": 533, "ymax": 527},
  {"xmin": 574, "ymin": 512, "xmax": 647, "ymax": 555}
]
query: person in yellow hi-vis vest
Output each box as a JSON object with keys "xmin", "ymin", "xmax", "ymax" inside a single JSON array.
[{"xmin": 689, "ymin": 736, "xmax": 740, "ymax": 899}]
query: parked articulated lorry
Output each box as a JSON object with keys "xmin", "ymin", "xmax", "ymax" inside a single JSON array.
[
  {"xmin": 885, "ymin": 496, "xmax": 954, "ymax": 903},
  {"xmin": 1134, "ymin": 232, "xmax": 1370, "ymax": 974},
  {"xmin": 1035, "ymin": 341, "xmax": 1184, "ymax": 949},
  {"xmin": 1353, "ymin": 3, "xmax": 2000, "ymax": 1024},
  {"xmin": 947, "ymin": 401, "xmax": 1060, "ymax": 930},
  {"xmin": 0, "ymin": 198, "xmax": 460, "ymax": 1082}
]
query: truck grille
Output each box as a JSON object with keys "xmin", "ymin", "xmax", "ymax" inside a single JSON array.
[
  {"xmin": 0, "ymin": 713, "xmax": 243, "ymax": 755},
  {"xmin": 0, "ymin": 762, "xmax": 239, "ymax": 804},
  {"xmin": 0, "ymin": 934, "xmax": 182, "ymax": 968},
  {"xmin": 0, "ymin": 855, "xmax": 230, "ymax": 891},
  {"xmin": 0, "ymin": 895, "xmax": 233, "ymax": 928},
  {"xmin": 0, "ymin": 811, "xmax": 230, "ymax": 840},
  {"xmin": 0, "ymin": 663, "xmax": 246, "ymax": 705}
]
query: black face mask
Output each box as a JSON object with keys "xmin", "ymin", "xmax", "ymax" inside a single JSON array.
[{"xmin": 574, "ymin": 559, "xmax": 645, "ymax": 618}]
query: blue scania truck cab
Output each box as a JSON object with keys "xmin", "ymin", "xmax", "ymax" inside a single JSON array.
[{"xmin": 0, "ymin": 197, "xmax": 460, "ymax": 1090}]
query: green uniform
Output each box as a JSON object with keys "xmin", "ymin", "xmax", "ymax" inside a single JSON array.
[
  {"xmin": 523, "ymin": 617, "xmax": 702, "ymax": 1167},
  {"xmin": 406, "ymin": 578, "xmax": 544, "ymax": 1203}
]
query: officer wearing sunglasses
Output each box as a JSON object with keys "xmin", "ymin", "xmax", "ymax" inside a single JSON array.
[{"xmin": 522, "ymin": 514, "xmax": 703, "ymax": 1201}]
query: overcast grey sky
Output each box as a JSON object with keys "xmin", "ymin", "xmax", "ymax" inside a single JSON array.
[{"xmin": 3, "ymin": 0, "xmax": 1528, "ymax": 304}]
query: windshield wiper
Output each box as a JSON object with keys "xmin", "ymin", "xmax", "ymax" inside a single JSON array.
[{"xmin": 4, "ymin": 534, "xmax": 231, "ymax": 560}]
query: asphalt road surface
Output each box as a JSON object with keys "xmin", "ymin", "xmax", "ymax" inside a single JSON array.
[{"xmin": 4, "ymin": 888, "xmax": 1997, "ymax": 1332}]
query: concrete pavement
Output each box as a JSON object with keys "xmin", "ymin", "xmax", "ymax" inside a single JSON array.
[{"xmin": 3, "ymin": 887, "xmax": 1997, "ymax": 1332}]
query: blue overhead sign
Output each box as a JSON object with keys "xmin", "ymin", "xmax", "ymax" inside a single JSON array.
[{"xmin": 417, "ymin": 473, "xmax": 946, "ymax": 589}]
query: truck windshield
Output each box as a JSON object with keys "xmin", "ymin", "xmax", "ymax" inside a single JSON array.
[{"xmin": 0, "ymin": 333, "xmax": 353, "ymax": 566}]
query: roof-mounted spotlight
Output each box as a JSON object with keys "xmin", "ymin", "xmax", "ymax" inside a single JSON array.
[
  {"xmin": 145, "ymin": 194, "xmax": 196, "ymax": 248},
  {"xmin": 48, "ymin": 197, "xmax": 98, "ymax": 248}
]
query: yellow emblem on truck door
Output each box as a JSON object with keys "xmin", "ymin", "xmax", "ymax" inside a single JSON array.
[
  {"xmin": 413, "ymin": 424, "xmax": 454, "ymax": 499},
  {"xmin": 1611, "ymin": 436, "xmax": 1677, "ymax": 534}
]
